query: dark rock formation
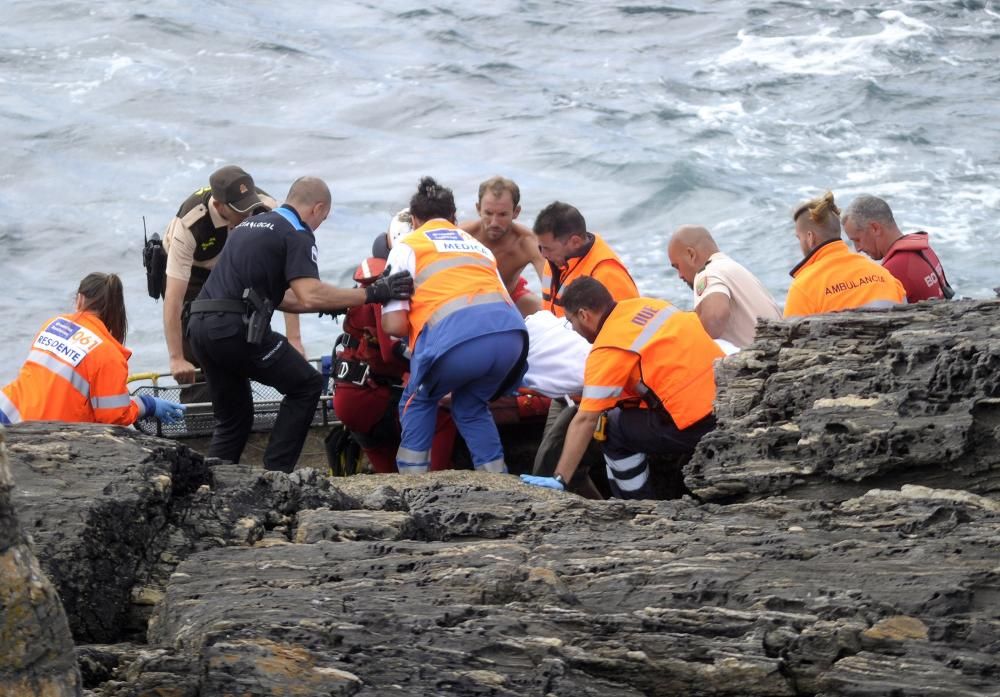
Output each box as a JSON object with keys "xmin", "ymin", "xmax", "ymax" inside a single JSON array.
[
  {"xmin": 4, "ymin": 300, "xmax": 1000, "ymax": 696},
  {"xmin": 688, "ymin": 299, "xmax": 1000, "ymax": 503},
  {"xmin": 7, "ymin": 430, "xmax": 999, "ymax": 696},
  {"xmin": 0, "ymin": 426, "xmax": 82, "ymax": 696}
]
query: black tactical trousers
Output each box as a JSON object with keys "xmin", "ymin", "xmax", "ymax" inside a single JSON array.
[
  {"xmin": 187, "ymin": 311, "xmax": 324, "ymax": 472},
  {"xmin": 603, "ymin": 408, "xmax": 715, "ymax": 499}
]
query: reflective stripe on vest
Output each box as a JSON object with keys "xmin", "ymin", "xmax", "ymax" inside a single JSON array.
[
  {"xmin": 402, "ymin": 221, "xmax": 510, "ymax": 346},
  {"xmin": 426, "ymin": 291, "xmax": 509, "ymax": 329},
  {"xmin": 857, "ymin": 299, "xmax": 900, "ymax": 310},
  {"xmin": 415, "ymin": 255, "xmax": 495, "ymax": 287},
  {"xmin": 629, "ymin": 305, "xmax": 678, "ymax": 351},
  {"xmin": 0, "ymin": 390, "xmax": 22, "ymax": 425},
  {"xmin": 27, "ymin": 350, "xmax": 91, "ymax": 399},
  {"xmin": 587, "ymin": 299, "xmax": 721, "ymax": 429},
  {"xmin": 581, "ymin": 385, "xmax": 623, "ymax": 400},
  {"xmin": 92, "ymin": 393, "xmax": 132, "ymax": 410}
]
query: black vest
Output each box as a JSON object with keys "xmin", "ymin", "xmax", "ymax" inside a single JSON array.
[
  {"xmin": 176, "ymin": 187, "xmax": 227, "ymax": 264},
  {"xmin": 175, "ymin": 186, "xmax": 272, "ymax": 301}
]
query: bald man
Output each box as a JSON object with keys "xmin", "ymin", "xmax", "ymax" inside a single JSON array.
[
  {"xmin": 187, "ymin": 176, "xmax": 413, "ymax": 472},
  {"xmin": 667, "ymin": 225, "xmax": 780, "ymax": 348}
]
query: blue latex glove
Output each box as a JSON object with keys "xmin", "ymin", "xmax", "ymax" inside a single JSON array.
[
  {"xmin": 153, "ymin": 398, "xmax": 186, "ymax": 424},
  {"xmin": 139, "ymin": 395, "xmax": 186, "ymax": 424},
  {"xmin": 519, "ymin": 474, "xmax": 565, "ymax": 491}
]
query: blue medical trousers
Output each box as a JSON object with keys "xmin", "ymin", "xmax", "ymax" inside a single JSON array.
[{"xmin": 397, "ymin": 330, "xmax": 524, "ymax": 473}]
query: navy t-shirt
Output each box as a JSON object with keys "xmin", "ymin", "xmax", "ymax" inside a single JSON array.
[{"xmin": 198, "ymin": 205, "xmax": 320, "ymax": 308}]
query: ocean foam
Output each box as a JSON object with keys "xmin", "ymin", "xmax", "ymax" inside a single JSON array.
[{"xmin": 713, "ymin": 10, "xmax": 934, "ymax": 78}]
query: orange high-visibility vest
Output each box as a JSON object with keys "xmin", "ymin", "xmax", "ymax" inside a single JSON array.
[
  {"xmin": 0, "ymin": 311, "xmax": 140, "ymax": 425},
  {"xmin": 583, "ymin": 298, "xmax": 723, "ymax": 429},
  {"xmin": 541, "ymin": 233, "xmax": 638, "ymax": 317},
  {"xmin": 401, "ymin": 219, "xmax": 512, "ymax": 347},
  {"xmin": 784, "ymin": 239, "xmax": 906, "ymax": 317}
]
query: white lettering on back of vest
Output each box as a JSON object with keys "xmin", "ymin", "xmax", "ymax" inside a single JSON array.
[{"xmin": 34, "ymin": 318, "xmax": 103, "ymax": 367}]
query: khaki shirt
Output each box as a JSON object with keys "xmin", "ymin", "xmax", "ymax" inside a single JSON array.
[
  {"xmin": 163, "ymin": 193, "xmax": 278, "ymax": 283},
  {"xmin": 693, "ymin": 252, "xmax": 781, "ymax": 348}
]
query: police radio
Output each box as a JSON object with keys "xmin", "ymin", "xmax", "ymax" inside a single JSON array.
[{"xmin": 142, "ymin": 216, "xmax": 167, "ymax": 300}]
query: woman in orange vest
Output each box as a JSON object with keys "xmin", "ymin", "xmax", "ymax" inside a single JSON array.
[
  {"xmin": 332, "ymin": 246, "xmax": 457, "ymax": 473},
  {"xmin": 521, "ymin": 276, "xmax": 721, "ymax": 499},
  {"xmin": 0, "ymin": 273, "xmax": 185, "ymax": 427},
  {"xmin": 381, "ymin": 177, "xmax": 528, "ymax": 473}
]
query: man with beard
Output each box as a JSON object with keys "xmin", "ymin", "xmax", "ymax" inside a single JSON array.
[
  {"xmin": 459, "ymin": 176, "xmax": 546, "ymax": 316},
  {"xmin": 533, "ymin": 201, "xmax": 638, "ymax": 317}
]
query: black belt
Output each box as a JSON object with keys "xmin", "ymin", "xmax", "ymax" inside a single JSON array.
[{"xmin": 188, "ymin": 298, "xmax": 247, "ymax": 315}]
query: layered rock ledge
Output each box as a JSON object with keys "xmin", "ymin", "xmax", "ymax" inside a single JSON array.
[
  {"xmin": 689, "ymin": 299, "xmax": 1000, "ymax": 502},
  {"xmin": 1, "ymin": 299, "xmax": 999, "ymax": 696}
]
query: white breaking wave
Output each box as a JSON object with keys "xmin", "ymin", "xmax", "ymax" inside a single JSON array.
[{"xmin": 712, "ymin": 10, "xmax": 935, "ymax": 78}]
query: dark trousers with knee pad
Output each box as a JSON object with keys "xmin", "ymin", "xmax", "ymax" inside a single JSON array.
[{"xmin": 602, "ymin": 407, "xmax": 715, "ymax": 499}]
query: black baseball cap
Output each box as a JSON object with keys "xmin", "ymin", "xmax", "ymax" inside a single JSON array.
[{"xmin": 210, "ymin": 165, "xmax": 262, "ymax": 214}]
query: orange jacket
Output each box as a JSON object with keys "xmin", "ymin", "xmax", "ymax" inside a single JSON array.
[
  {"xmin": 581, "ymin": 298, "xmax": 723, "ymax": 429},
  {"xmin": 0, "ymin": 311, "xmax": 140, "ymax": 425},
  {"xmin": 401, "ymin": 219, "xmax": 511, "ymax": 347},
  {"xmin": 784, "ymin": 240, "xmax": 906, "ymax": 318},
  {"xmin": 541, "ymin": 233, "xmax": 638, "ymax": 317}
]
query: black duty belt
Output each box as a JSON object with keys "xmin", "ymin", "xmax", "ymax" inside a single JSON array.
[{"xmin": 188, "ymin": 298, "xmax": 247, "ymax": 315}]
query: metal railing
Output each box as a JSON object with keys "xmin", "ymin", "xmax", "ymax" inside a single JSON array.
[{"xmin": 127, "ymin": 359, "xmax": 337, "ymax": 439}]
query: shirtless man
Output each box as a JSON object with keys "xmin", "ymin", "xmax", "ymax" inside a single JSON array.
[{"xmin": 459, "ymin": 176, "xmax": 545, "ymax": 316}]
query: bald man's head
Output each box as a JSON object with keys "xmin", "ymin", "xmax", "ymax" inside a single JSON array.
[
  {"xmin": 667, "ymin": 225, "xmax": 719, "ymax": 289},
  {"xmin": 285, "ymin": 176, "xmax": 332, "ymax": 231}
]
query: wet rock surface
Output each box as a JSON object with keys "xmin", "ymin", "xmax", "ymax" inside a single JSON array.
[
  {"xmin": 0, "ymin": 427, "xmax": 82, "ymax": 696},
  {"xmin": 688, "ymin": 299, "xmax": 1000, "ymax": 503},
  {"xmin": 3, "ymin": 300, "xmax": 1000, "ymax": 696}
]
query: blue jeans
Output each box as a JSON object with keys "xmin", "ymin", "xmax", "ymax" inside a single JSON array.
[{"xmin": 397, "ymin": 330, "xmax": 524, "ymax": 473}]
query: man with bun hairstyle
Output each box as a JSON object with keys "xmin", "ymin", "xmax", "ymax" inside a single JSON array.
[
  {"xmin": 382, "ymin": 176, "xmax": 528, "ymax": 475},
  {"xmin": 785, "ymin": 191, "xmax": 905, "ymax": 318},
  {"xmin": 332, "ymin": 210, "xmax": 457, "ymax": 474}
]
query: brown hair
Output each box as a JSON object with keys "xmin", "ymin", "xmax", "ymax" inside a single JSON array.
[
  {"xmin": 793, "ymin": 191, "xmax": 842, "ymax": 240},
  {"xmin": 409, "ymin": 176, "xmax": 456, "ymax": 223},
  {"xmin": 77, "ymin": 272, "xmax": 128, "ymax": 343},
  {"xmin": 478, "ymin": 176, "xmax": 520, "ymax": 208},
  {"xmin": 562, "ymin": 276, "xmax": 614, "ymax": 316}
]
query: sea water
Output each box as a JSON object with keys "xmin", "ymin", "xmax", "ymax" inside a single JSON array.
[{"xmin": 1, "ymin": 1, "xmax": 997, "ymax": 383}]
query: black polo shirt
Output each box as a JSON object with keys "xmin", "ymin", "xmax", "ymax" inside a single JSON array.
[{"xmin": 198, "ymin": 205, "xmax": 320, "ymax": 308}]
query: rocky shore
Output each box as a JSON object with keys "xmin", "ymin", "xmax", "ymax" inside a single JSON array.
[{"xmin": 2, "ymin": 299, "xmax": 999, "ymax": 696}]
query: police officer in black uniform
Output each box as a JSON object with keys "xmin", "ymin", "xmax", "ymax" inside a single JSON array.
[{"xmin": 186, "ymin": 176, "xmax": 413, "ymax": 472}]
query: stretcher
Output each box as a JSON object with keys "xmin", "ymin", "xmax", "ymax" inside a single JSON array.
[{"xmin": 127, "ymin": 357, "xmax": 338, "ymax": 440}]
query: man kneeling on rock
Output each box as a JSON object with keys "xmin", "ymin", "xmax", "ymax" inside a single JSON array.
[{"xmin": 520, "ymin": 277, "xmax": 722, "ymax": 499}]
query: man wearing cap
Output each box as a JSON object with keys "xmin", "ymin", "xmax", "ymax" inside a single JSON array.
[
  {"xmin": 162, "ymin": 165, "xmax": 304, "ymax": 397},
  {"xmin": 459, "ymin": 176, "xmax": 546, "ymax": 317}
]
